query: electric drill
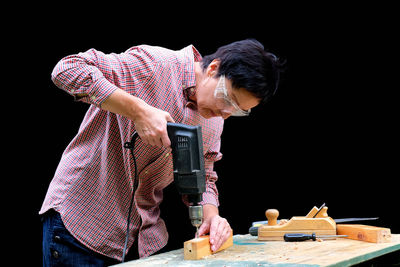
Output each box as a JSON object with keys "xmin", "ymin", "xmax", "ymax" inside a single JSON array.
[{"xmin": 167, "ymin": 122, "xmax": 206, "ymax": 237}]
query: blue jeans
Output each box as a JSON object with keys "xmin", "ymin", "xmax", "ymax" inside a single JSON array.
[{"xmin": 42, "ymin": 210, "xmax": 121, "ymax": 267}]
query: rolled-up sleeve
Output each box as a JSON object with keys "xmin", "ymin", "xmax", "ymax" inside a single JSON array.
[
  {"xmin": 51, "ymin": 49, "xmax": 122, "ymax": 107},
  {"xmin": 51, "ymin": 47, "xmax": 154, "ymax": 107}
]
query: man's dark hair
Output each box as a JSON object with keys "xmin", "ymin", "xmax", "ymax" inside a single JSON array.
[{"xmin": 201, "ymin": 39, "xmax": 284, "ymax": 103}]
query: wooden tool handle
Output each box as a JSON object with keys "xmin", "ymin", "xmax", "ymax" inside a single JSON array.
[{"xmin": 266, "ymin": 209, "xmax": 279, "ymax": 226}]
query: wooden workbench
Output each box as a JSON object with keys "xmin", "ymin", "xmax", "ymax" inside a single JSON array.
[{"xmin": 113, "ymin": 234, "xmax": 400, "ymax": 266}]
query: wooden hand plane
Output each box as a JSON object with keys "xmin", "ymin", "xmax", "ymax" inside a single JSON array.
[{"xmin": 258, "ymin": 206, "xmax": 337, "ymax": 241}]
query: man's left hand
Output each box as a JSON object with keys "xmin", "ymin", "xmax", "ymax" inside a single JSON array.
[{"xmin": 197, "ymin": 208, "xmax": 232, "ymax": 252}]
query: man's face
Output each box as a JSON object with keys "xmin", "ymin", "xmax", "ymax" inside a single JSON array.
[{"xmin": 196, "ymin": 74, "xmax": 260, "ymax": 119}]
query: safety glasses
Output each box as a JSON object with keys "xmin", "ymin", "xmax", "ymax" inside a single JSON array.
[{"xmin": 214, "ymin": 75, "xmax": 251, "ymax": 117}]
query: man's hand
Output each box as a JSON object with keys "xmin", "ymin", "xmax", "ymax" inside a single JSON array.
[
  {"xmin": 197, "ymin": 204, "xmax": 232, "ymax": 252},
  {"xmin": 134, "ymin": 102, "xmax": 175, "ymax": 147},
  {"xmin": 101, "ymin": 88, "xmax": 174, "ymax": 147}
]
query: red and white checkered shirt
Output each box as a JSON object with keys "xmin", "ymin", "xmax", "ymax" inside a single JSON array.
[{"xmin": 39, "ymin": 44, "xmax": 224, "ymax": 260}]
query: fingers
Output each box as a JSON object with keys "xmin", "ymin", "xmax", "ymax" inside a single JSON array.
[
  {"xmin": 166, "ymin": 113, "xmax": 175, "ymax": 123},
  {"xmin": 139, "ymin": 128, "xmax": 163, "ymax": 147},
  {"xmin": 135, "ymin": 108, "xmax": 174, "ymax": 148},
  {"xmin": 161, "ymin": 113, "xmax": 175, "ymax": 147},
  {"xmin": 209, "ymin": 216, "xmax": 231, "ymax": 252},
  {"xmin": 215, "ymin": 225, "xmax": 231, "ymax": 252},
  {"xmin": 197, "ymin": 220, "xmax": 210, "ymax": 237},
  {"xmin": 160, "ymin": 131, "xmax": 171, "ymax": 148}
]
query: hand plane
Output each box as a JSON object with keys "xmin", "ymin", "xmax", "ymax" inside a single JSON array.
[{"xmin": 257, "ymin": 205, "xmax": 337, "ymax": 241}]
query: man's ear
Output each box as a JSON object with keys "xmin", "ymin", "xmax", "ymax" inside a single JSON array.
[{"xmin": 206, "ymin": 59, "xmax": 220, "ymax": 77}]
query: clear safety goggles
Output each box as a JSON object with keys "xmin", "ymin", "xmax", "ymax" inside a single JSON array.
[{"xmin": 214, "ymin": 75, "xmax": 251, "ymax": 117}]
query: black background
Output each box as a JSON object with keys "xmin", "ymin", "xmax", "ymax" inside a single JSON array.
[{"xmin": 7, "ymin": 2, "xmax": 398, "ymax": 266}]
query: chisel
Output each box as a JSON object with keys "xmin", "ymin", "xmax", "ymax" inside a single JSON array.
[{"xmin": 284, "ymin": 233, "xmax": 347, "ymax": 242}]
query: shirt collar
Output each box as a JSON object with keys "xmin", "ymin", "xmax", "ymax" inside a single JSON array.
[
  {"xmin": 181, "ymin": 45, "xmax": 202, "ymax": 110},
  {"xmin": 181, "ymin": 45, "xmax": 201, "ymax": 90}
]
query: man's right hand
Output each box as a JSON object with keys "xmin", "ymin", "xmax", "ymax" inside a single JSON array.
[
  {"xmin": 134, "ymin": 102, "xmax": 175, "ymax": 147},
  {"xmin": 100, "ymin": 88, "xmax": 175, "ymax": 148}
]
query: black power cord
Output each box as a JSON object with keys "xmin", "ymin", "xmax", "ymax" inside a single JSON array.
[{"xmin": 122, "ymin": 132, "xmax": 139, "ymax": 262}]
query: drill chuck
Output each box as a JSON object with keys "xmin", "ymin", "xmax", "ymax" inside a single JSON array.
[{"xmin": 189, "ymin": 205, "xmax": 203, "ymax": 227}]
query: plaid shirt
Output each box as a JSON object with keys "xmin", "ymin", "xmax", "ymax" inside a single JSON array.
[{"xmin": 39, "ymin": 45, "xmax": 224, "ymax": 260}]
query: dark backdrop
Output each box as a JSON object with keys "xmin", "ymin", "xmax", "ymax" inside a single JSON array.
[{"xmin": 8, "ymin": 3, "xmax": 398, "ymax": 266}]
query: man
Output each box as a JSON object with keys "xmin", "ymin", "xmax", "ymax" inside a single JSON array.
[{"xmin": 40, "ymin": 39, "xmax": 282, "ymax": 266}]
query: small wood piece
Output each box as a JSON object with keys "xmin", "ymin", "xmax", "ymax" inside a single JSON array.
[
  {"xmin": 184, "ymin": 231, "xmax": 233, "ymax": 260},
  {"xmin": 337, "ymin": 224, "xmax": 391, "ymax": 243}
]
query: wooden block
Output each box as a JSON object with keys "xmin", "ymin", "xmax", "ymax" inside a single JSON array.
[
  {"xmin": 337, "ymin": 224, "xmax": 391, "ymax": 243},
  {"xmin": 184, "ymin": 231, "xmax": 233, "ymax": 260}
]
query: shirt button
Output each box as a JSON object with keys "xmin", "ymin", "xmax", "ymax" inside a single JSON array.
[
  {"xmin": 165, "ymin": 153, "xmax": 170, "ymax": 158},
  {"xmin": 54, "ymin": 235, "xmax": 61, "ymax": 242},
  {"xmin": 145, "ymin": 170, "xmax": 148, "ymax": 174},
  {"xmin": 91, "ymin": 95, "xmax": 96, "ymax": 101},
  {"xmin": 52, "ymin": 250, "xmax": 60, "ymax": 259},
  {"xmin": 71, "ymin": 89, "xmax": 75, "ymax": 93}
]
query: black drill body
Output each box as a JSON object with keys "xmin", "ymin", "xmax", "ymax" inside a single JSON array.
[
  {"xmin": 167, "ymin": 122, "xmax": 206, "ymax": 233},
  {"xmin": 122, "ymin": 122, "xmax": 206, "ymax": 260}
]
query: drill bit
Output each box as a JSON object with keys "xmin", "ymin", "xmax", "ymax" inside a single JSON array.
[{"xmin": 195, "ymin": 226, "xmax": 199, "ymax": 238}]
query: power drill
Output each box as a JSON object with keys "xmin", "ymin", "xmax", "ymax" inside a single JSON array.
[
  {"xmin": 122, "ymin": 122, "xmax": 205, "ymax": 261},
  {"xmin": 167, "ymin": 122, "xmax": 206, "ymax": 237}
]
